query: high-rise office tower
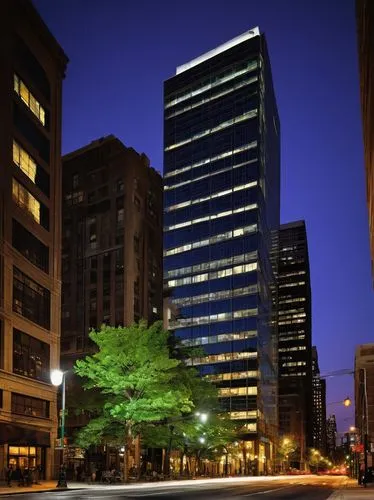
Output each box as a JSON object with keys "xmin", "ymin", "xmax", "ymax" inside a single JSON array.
[
  {"xmin": 312, "ymin": 346, "xmax": 327, "ymax": 454},
  {"xmin": 278, "ymin": 221, "xmax": 313, "ymax": 468},
  {"xmin": 355, "ymin": 344, "xmax": 374, "ymax": 468},
  {"xmin": 356, "ymin": 0, "xmax": 374, "ymax": 279},
  {"xmin": 0, "ymin": 0, "xmax": 68, "ymax": 478},
  {"xmin": 163, "ymin": 28, "xmax": 280, "ymax": 473},
  {"xmin": 326, "ymin": 415, "xmax": 337, "ymax": 459},
  {"xmin": 61, "ymin": 136, "xmax": 163, "ymax": 359}
]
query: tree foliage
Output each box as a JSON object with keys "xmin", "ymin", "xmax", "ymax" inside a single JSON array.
[{"xmin": 73, "ymin": 321, "xmax": 205, "ymax": 447}]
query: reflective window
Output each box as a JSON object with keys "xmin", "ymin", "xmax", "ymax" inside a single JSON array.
[
  {"xmin": 13, "ymin": 329, "xmax": 50, "ymax": 382},
  {"xmin": 11, "ymin": 393, "xmax": 49, "ymax": 418},
  {"xmin": 13, "ymin": 267, "xmax": 50, "ymax": 329}
]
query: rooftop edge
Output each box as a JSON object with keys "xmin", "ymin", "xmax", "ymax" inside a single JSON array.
[{"xmin": 176, "ymin": 27, "xmax": 260, "ymax": 75}]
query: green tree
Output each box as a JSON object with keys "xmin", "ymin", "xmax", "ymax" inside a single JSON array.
[
  {"xmin": 278, "ymin": 436, "xmax": 298, "ymax": 471},
  {"xmin": 74, "ymin": 321, "xmax": 196, "ymax": 481}
]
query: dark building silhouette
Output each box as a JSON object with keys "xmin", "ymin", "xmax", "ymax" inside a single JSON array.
[
  {"xmin": 326, "ymin": 414, "xmax": 337, "ymax": 459},
  {"xmin": 61, "ymin": 135, "xmax": 163, "ymax": 357},
  {"xmin": 0, "ymin": 0, "xmax": 68, "ymax": 478},
  {"xmin": 163, "ymin": 28, "xmax": 280, "ymax": 473},
  {"xmin": 355, "ymin": 344, "xmax": 374, "ymax": 468},
  {"xmin": 356, "ymin": 0, "xmax": 374, "ymax": 279},
  {"xmin": 278, "ymin": 221, "xmax": 312, "ymax": 469},
  {"xmin": 312, "ymin": 347, "xmax": 327, "ymax": 454},
  {"xmin": 60, "ymin": 136, "xmax": 163, "ymax": 469}
]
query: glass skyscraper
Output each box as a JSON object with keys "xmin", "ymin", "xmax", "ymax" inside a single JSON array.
[{"xmin": 163, "ymin": 28, "xmax": 280, "ymax": 472}]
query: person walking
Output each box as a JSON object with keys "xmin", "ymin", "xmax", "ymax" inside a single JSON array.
[{"xmin": 6, "ymin": 465, "xmax": 13, "ymax": 487}]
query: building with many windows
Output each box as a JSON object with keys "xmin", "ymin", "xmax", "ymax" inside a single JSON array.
[
  {"xmin": 163, "ymin": 28, "xmax": 280, "ymax": 473},
  {"xmin": 355, "ymin": 343, "xmax": 374, "ymax": 469},
  {"xmin": 312, "ymin": 346, "xmax": 327, "ymax": 454},
  {"xmin": 61, "ymin": 136, "xmax": 163, "ymax": 357},
  {"xmin": 356, "ymin": 0, "xmax": 374, "ymax": 280},
  {"xmin": 326, "ymin": 414, "xmax": 337, "ymax": 460},
  {"xmin": 278, "ymin": 221, "xmax": 313, "ymax": 469},
  {"xmin": 0, "ymin": 0, "xmax": 68, "ymax": 479},
  {"xmin": 60, "ymin": 136, "xmax": 163, "ymax": 469}
]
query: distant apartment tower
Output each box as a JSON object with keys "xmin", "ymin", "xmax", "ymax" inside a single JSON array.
[
  {"xmin": 356, "ymin": 0, "xmax": 374, "ymax": 279},
  {"xmin": 355, "ymin": 344, "xmax": 374, "ymax": 466},
  {"xmin": 326, "ymin": 415, "xmax": 337, "ymax": 459},
  {"xmin": 0, "ymin": 0, "xmax": 67, "ymax": 478},
  {"xmin": 61, "ymin": 136, "xmax": 163, "ymax": 361},
  {"xmin": 163, "ymin": 28, "xmax": 280, "ymax": 473},
  {"xmin": 278, "ymin": 221, "xmax": 313, "ymax": 467},
  {"xmin": 312, "ymin": 347, "xmax": 327, "ymax": 453}
]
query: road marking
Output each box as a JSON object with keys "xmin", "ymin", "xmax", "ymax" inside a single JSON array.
[{"xmin": 243, "ymin": 485, "xmax": 300, "ymax": 496}]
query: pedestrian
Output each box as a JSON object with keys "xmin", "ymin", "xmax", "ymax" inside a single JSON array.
[{"xmin": 6, "ymin": 465, "xmax": 13, "ymax": 487}]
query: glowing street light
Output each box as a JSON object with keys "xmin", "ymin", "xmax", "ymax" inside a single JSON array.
[
  {"xmin": 344, "ymin": 397, "xmax": 352, "ymax": 407},
  {"xmin": 50, "ymin": 369, "xmax": 67, "ymax": 488},
  {"xmin": 195, "ymin": 412, "xmax": 208, "ymax": 423}
]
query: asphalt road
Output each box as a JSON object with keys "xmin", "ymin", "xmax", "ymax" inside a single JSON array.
[{"xmin": 0, "ymin": 475, "xmax": 345, "ymax": 499}]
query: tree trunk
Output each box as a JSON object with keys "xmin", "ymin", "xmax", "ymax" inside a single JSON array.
[
  {"xmin": 179, "ymin": 452, "xmax": 184, "ymax": 477},
  {"xmin": 122, "ymin": 424, "xmax": 131, "ymax": 483}
]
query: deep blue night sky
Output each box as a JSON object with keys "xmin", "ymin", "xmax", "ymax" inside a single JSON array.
[{"xmin": 33, "ymin": 0, "xmax": 374, "ymax": 434}]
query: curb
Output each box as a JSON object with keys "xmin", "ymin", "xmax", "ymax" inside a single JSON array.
[{"xmin": 0, "ymin": 487, "xmax": 84, "ymax": 497}]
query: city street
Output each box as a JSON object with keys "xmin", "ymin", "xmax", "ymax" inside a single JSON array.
[{"xmin": 0, "ymin": 475, "xmax": 352, "ymax": 499}]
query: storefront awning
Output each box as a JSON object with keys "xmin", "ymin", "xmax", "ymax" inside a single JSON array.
[{"xmin": 0, "ymin": 423, "xmax": 50, "ymax": 447}]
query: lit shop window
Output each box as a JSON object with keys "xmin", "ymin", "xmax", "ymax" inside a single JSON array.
[
  {"xmin": 164, "ymin": 110, "xmax": 257, "ymax": 151},
  {"xmin": 166, "ymin": 181, "xmax": 257, "ymax": 212},
  {"xmin": 164, "ymin": 142, "xmax": 257, "ymax": 179},
  {"xmin": 12, "ymin": 178, "xmax": 40, "ymax": 223},
  {"xmin": 164, "ymin": 224, "xmax": 257, "ymax": 257},
  {"xmin": 14, "ymin": 74, "xmax": 45, "ymax": 126},
  {"xmin": 13, "ymin": 140, "xmax": 36, "ymax": 183},
  {"xmin": 229, "ymin": 412, "xmax": 257, "ymax": 423}
]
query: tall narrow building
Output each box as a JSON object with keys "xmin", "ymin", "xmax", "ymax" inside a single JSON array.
[
  {"xmin": 278, "ymin": 221, "xmax": 313, "ymax": 469},
  {"xmin": 355, "ymin": 344, "xmax": 374, "ymax": 468},
  {"xmin": 61, "ymin": 136, "xmax": 163, "ymax": 359},
  {"xmin": 312, "ymin": 346, "xmax": 327, "ymax": 454},
  {"xmin": 326, "ymin": 415, "xmax": 337, "ymax": 460},
  {"xmin": 163, "ymin": 28, "xmax": 280, "ymax": 473},
  {"xmin": 356, "ymin": 0, "xmax": 374, "ymax": 280},
  {"xmin": 0, "ymin": 0, "xmax": 68, "ymax": 478},
  {"xmin": 60, "ymin": 137, "xmax": 163, "ymax": 469}
]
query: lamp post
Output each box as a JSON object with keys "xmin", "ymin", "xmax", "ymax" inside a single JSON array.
[
  {"xmin": 50, "ymin": 369, "xmax": 67, "ymax": 488},
  {"xmin": 164, "ymin": 412, "xmax": 209, "ymax": 477}
]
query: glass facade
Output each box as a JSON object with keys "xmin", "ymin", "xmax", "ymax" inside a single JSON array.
[{"xmin": 164, "ymin": 29, "xmax": 280, "ymax": 452}]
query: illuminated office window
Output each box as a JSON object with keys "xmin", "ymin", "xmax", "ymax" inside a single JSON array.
[{"xmin": 14, "ymin": 74, "xmax": 46, "ymax": 126}]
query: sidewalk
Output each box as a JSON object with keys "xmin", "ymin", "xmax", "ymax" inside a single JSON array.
[
  {"xmin": 328, "ymin": 478, "xmax": 374, "ymax": 499},
  {"xmin": 0, "ymin": 481, "xmax": 91, "ymax": 496}
]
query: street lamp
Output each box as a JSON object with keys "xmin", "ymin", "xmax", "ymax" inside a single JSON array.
[
  {"xmin": 50, "ymin": 369, "xmax": 67, "ymax": 488},
  {"xmin": 195, "ymin": 412, "xmax": 209, "ymax": 423},
  {"xmin": 343, "ymin": 397, "xmax": 352, "ymax": 407}
]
